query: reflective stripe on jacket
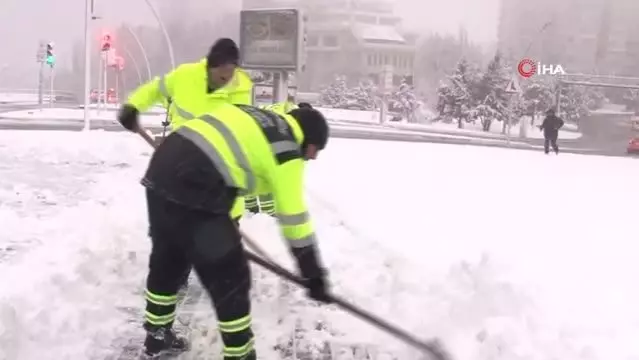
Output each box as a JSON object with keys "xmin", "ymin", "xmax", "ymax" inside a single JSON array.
[{"xmin": 175, "ymin": 103, "xmax": 314, "ymax": 248}]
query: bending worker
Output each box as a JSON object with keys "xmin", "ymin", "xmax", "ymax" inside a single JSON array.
[
  {"xmin": 245, "ymin": 101, "xmax": 314, "ymax": 215},
  {"xmin": 118, "ymin": 101, "xmax": 332, "ymax": 359},
  {"xmin": 119, "ymin": 38, "xmax": 252, "ymax": 290}
]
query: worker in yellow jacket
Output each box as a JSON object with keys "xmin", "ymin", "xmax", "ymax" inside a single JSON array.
[
  {"xmin": 118, "ymin": 102, "xmax": 331, "ymax": 359},
  {"xmin": 245, "ymin": 101, "xmax": 314, "ymax": 216},
  {"xmin": 119, "ymin": 38, "xmax": 253, "ymax": 319}
]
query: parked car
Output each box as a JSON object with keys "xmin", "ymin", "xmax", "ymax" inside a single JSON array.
[{"xmin": 627, "ymin": 137, "xmax": 639, "ymax": 154}]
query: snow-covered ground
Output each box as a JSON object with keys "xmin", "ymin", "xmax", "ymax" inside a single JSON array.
[
  {"xmin": 1, "ymin": 131, "xmax": 638, "ymax": 360},
  {"xmin": 0, "ymin": 107, "xmax": 581, "ymax": 142},
  {"xmin": 0, "ymin": 108, "xmax": 167, "ymax": 126},
  {"xmin": 0, "ymin": 93, "xmax": 49, "ymax": 104},
  {"xmin": 391, "ymin": 118, "xmax": 581, "ymax": 140}
]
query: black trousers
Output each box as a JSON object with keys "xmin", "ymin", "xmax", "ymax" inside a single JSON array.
[
  {"xmin": 544, "ymin": 133, "xmax": 559, "ymax": 153},
  {"xmin": 145, "ymin": 189, "xmax": 255, "ymax": 359}
]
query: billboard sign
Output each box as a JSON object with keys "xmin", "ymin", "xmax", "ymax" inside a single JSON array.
[{"xmin": 239, "ymin": 9, "xmax": 303, "ymax": 71}]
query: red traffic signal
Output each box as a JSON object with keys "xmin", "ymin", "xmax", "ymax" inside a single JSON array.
[{"xmin": 101, "ymin": 33, "xmax": 112, "ymax": 52}]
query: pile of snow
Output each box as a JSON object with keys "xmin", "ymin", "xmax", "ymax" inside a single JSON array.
[
  {"xmin": 0, "ymin": 107, "xmax": 582, "ymax": 142},
  {"xmin": 77, "ymin": 104, "xmax": 166, "ymax": 114},
  {"xmin": 1, "ymin": 132, "xmax": 639, "ymax": 359},
  {"xmin": 0, "ymin": 106, "xmax": 390, "ymax": 126},
  {"xmin": 388, "ymin": 117, "xmax": 582, "ymax": 140},
  {"xmin": 0, "ymin": 108, "xmax": 165, "ymax": 126},
  {"xmin": 0, "ymin": 93, "xmax": 51, "ymax": 104}
]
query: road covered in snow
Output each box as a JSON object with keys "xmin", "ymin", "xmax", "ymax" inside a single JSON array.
[
  {"xmin": 1, "ymin": 131, "xmax": 638, "ymax": 359},
  {"xmin": 0, "ymin": 107, "xmax": 602, "ymax": 156}
]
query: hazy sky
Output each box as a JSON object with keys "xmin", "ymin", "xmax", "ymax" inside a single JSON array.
[{"xmin": 0, "ymin": 0, "xmax": 499, "ymax": 81}]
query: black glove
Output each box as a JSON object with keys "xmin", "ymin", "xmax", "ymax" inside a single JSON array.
[
  {"xmin": 291, "ymin": 246, "xmax": 332, "ymax": 303},
  {"xmin": 118, "ymin": 104, "xmax": 140, "ymax": 131}
]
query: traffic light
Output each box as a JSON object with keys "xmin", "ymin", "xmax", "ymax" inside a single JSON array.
[
  {"xmin": 101, "ymin": 33, "xmax": 112, "ymax": 52},
  {"xmin": 45, "ymin": 42, "xmax": 55, "ymax": 67}
]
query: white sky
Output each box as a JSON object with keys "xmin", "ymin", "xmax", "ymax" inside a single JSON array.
[{"xmin": 0, "ymin": 0, "xmax": 500, "ymax": 82}]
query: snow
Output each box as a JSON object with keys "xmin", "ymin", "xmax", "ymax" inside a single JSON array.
[
  {"xmin": 0, "ymin": 93, "xmax": 51, "ymax": 104},
  {"xmin": 0, "ymin": 107, "xmax": 387, "ymax": 126},
  {"xmin": 351, "ymin": 24, "xmax": 406, "ymax": 43},
  {"xmin": 0, "ymin": 108, "xmax": 166, "ymax": 127},
  {"xmin": 0, "ymin": 107, "xmax": 583, "ymax": 142},
  {"xmin": 0, "ymin": 131, "xmax": 636, "ymax": 359},
  {"xmin": 389, "ymin": 119, "xmax": 582, "ymax": 140}
]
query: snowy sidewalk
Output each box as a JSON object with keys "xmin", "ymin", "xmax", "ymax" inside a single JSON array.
[
  {"xmin": 2, "ymin": 132, "xmax": 639, "ymax": 359},
  {"xmin": 0, "ymin": 107, "xmax": 516, "ymax": 141}
]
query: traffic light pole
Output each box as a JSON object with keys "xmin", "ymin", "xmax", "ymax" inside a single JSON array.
[
  {"xmin": 83, "ymin": 0, "xmax": 93, "ymax": 130},
  {"xmin": 49, "ymin": 67, "xmax": 55, "ymax": 107},
  {"xmin": 96, "ymin": 56, "xmax": 102, "ymax": 111},
  {"xmin": 38, "ymin": 61, "xmax": 44, "ymax": 108},
  {"xmin": 103, "ymin": 52, "xmax": 108, "ymax": 107}
]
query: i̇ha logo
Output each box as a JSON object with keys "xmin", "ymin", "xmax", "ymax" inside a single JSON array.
[{"xmin": 517, "ymin": 58, "xmax": 565, "ymax": 77}]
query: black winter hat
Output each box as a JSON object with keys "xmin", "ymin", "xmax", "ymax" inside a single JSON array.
[
  {"xmin": 289, "ymin": 108, "xmax": 329, "ymax": 150},
  {"xmin": 207, "ymin": 38, "xmax": 239, "ymax": 68}
]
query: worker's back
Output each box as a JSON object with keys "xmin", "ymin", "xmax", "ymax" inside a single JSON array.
[
  {"xmin": 162, "ymin": 61, "xmax": 254, "ymax": 130},
  {"xmin": 173, "ymin": 103, "xmax": 303, "ymax": 196}
]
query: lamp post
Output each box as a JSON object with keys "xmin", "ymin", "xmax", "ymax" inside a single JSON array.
[
  {"xmin": 142, "ymin": 0, "xmax": 176, "ymax": 69},
  {"xmin": 122, "ymin": 46, "xmax": 144, "ymax": 86},
  {"xmin": 82, "ymin": 0, "xmax": 94, "ymax": 130},
  {"xmin": 123, "ymin": 24, "xmax": 152, "ymax": 80}
]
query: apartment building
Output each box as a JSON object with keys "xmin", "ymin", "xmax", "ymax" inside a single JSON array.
[
  {"xmin": 497, "ymin": 0, "xmax": 639, "ymax": 75},
  {"xmin": 243, "ymin": 0, "xmax": 416, "ymax": 91}
]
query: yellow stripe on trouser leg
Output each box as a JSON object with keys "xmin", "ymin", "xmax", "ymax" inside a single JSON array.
[
  {"xmin": 258, "ymin": 194, "xmax": 275, "ymax": 215},
  {"xmin": 145, "ymin": 289, "xmax": 178, "ymax": 326},
  {"xmin": 244, "ymin": 195, "xmax": 259, "ymax": 214},
  {"xmin": 218, "ymin": 315, "xmax": 255, "ymax": 358}
]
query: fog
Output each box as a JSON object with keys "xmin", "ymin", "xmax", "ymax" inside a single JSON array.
[{"xmin": 0, "ymin": 0, "xmax": 498, "ymax": 87}]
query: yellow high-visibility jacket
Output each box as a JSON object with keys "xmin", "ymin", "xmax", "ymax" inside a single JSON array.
[
  {"xmin": 126, "ymin": 59, "xmax": 254, "ymax": 219},
  {"xmin": 174, "ymin": 103, "xmax": 315, "ymax": 249}
]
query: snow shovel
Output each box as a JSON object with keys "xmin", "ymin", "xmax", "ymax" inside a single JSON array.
[{"xmin": 240, "ymin": 231, "xmax": 453, "ymax": 360}]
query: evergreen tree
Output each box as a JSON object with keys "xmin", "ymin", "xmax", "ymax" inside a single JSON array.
[
  {"xmin": 346, "ymin": 79, "xmax": 379, "ymax": 110},
  {"xmin": 522, "ymin": 77, "xmax": 555, "ymax": 127},
  {"xmin": 436, "ymin": 58, "xmax": 480, "ymax": 128},
  {"xmin": 388, "ymin": 80, "xmax": 419, "ymax": 121},
  {"xmin": 319, "ymin": 75, "xmax": 349, "ymax": 108},
  {"xmin": 477, "ymin": 53, "xmax": 510, "ymax": 132}
]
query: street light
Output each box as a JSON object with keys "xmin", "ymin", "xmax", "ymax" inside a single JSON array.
[
  {"xmin": 121, "ymin": 46, "xmax": 144, "ymax": 86},
  {"xmin": 142, "ymin": 0, "xmax": 176, "ymax": 69},
  {"xmin": 123, "ymin": 24, "xmax": 152, "ymax": 80},
  {"xmin": 82, "ymin": 0, "xmax": 93, "ymax": 130}
]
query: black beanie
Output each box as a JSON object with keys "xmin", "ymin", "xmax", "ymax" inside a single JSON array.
[
  {"xmin": 207, "ymin": 38, "xmax": 240, "ymax": 68},
  {"xmin": 289, "ymin": 108, "xmax": 329, "ymax": 150}
]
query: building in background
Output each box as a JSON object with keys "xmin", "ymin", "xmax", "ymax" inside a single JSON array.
[
  {"xmin": 497, "ymin": 0, "xmax": 639, "ymax": 76},
  {"xmin": 243, "ymin": 0, "xmax": 416, "ymax": 91}
]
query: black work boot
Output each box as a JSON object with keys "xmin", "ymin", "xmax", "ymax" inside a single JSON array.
[{"xmin": 141, "ymin": 325, "xmax": 190, "ymax": 359}]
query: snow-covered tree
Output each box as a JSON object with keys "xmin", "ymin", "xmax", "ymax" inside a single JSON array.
[
  {"xmin": 436, "ymin": 58, "xmax": 481, "ymax": 128},
  {"xmin": 476, "ymin": 53, "xmax": 510, "ymax": 132},
  {"xmin": 560, "ymin": 86, "xmax": 600, "ymax": 122},
  {"xmin": 346, "ymin": 79, "xmax": 379, "ymax": 110},
  {"xmin": 521, "ymin": 77, "xmax": 555, "ymax": 127},
  {"xmin": 623, "ymin": 89, "xmax": 639, "ymax": 113},
  {"xmin": 388, "ymin": 80, "xmax": 419, "ymax": 121},
  {"xmin": 319, "ymin": 75, "xmax": 349, "ymax": 107}
]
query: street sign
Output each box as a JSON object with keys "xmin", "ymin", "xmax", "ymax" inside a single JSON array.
[
  {"xmin": 101, "ymin": 48, "xmax": 118, "ymax": 66},
  {"xmin": 239, "ymin": 9, "xmax": 304, "ymax": 71},
  {"xmin": 504, "ymin": 76, "xmax": 522, "ymax": 93}
]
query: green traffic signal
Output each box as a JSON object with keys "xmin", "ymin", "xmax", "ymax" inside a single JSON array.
[{"xmin": 46, "ymin": 55, "xmax": 55, "ymax": 66}]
